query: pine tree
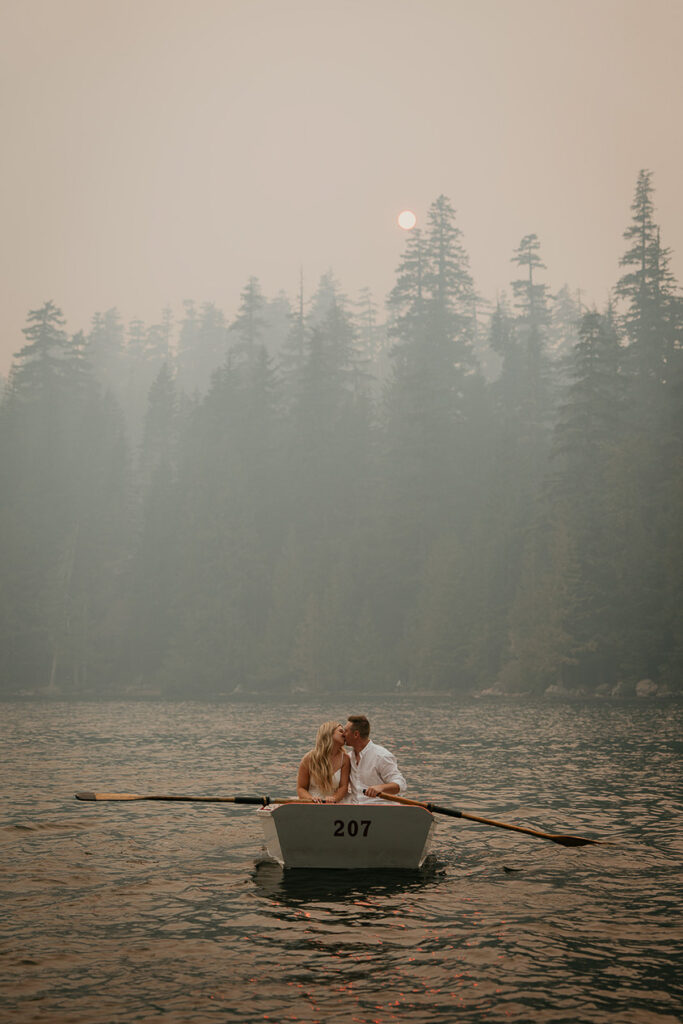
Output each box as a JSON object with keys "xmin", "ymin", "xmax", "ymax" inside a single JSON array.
[
  {"xmin": 376, "ymin": 198, "xmax": 482, "ymax": 670},
  {"xmin": 510, "ymin": 233, "xmax": 552, "ymax": 420},
  {"xmin": 127, "ymin": 318, "xmax": 147, "ymax": 361},
  {"xmin": 612, "ymin": 170, "xmax": 683, "ymax": 686},
  {"xmin": 384, "ymin": 197, "xmax": 479, "ymax": 509},
  {"xmin": 1, "ymin": 303, "xmax": 131, "ymax": 694},
  {"xmin": 158, "ymin": 330, "xmax": 283, "ymax": 693},
  {"xmin": 307, "ymin": 270, "xmax": 344, "ymax": 328},
  {"xmin": 546, "ymin": 309, "xmax": 625, "ymax": 688},
  {"xmin": 64, "ymin": 330, "xmax": 92, "ymax": 394},
  {"xmin": 484, "ymin": 244, "xmax": 554, "ymax": 694},
  {"xmin": 9, "ymin": 300, "xmax": 70, "ymax": 396},
  {"xmin": 61, "ymin": 390, "xmax": 131, "ymax": 693},
  {"xmin": 548, "ymin": 285, "xmax": 582, "ymax": 371},
  {"xmin": 176, "ymin": 300, "xmax": 200, "ymax": 392},
  {"xmin": 616, "ymin": 169, "xmax": 679, "ymax": 390},
  {"xmin": 229, "ymin": 276, "xmax": 267, "ymax": 372},
  {"xmin": 123, "ymin": 317, "xmax": 147, "ymax": 401},
  {"xmin": 278, "ymin": 267, "xmax": 307, "ymax": 410},
  {"xmin": 494, "ymin": 234, "xmax": 554, "ymax": 505},
  {"xmin": 1, "ymin": 302, "xmax": 73, "ymax": 690},
  {"xmin": 87, "ymin": 307, "xmax": 125, "ymax": 396},
  {"xmin": 122, "ymin": 310, "xmax": 175, "ymax": 444},
  {"xmin": 423, "ymin": 194, "xmax": 477, "ymax": 376},
  {"xmin": 386, "ymin": 226, "xmax": 427, "ymax": 358},
  {"xmin": 145, "ymin": 307, "xmax": 174, "ymax": 368},
  {"xmin": 354, "ymin": 286, "xmax": 387, "ymax": 388},
  {"xmin": 178, "ymin": 301, "xmax": 227, "ymax": 396},
  {"xmin": 488, "ymin": 294, "xmax": 520, "ymax": 418},
  {"xmin": 262, "ymin": 291, "xmax": 292, "ymax": 359},
  {"xmin": 552, "ymin": 309, "xmax": 623, "ymax": 485},
  {"xmin": 386, "ymin": 196, "xmax": 478, "ymax": 434},
  {"xmin": 470, "ymin": 293, "xmax": 498, "ymax": 381},
  {"xmin": 289, "ymin": 292, "xmax": 367, "ymax": 498}
]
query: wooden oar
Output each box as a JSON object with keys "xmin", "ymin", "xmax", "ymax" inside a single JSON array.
[
  {"xmin": 75, "ymin": 792, "xmax": 299, "ymax": 805},
  {"xmin": 376, "ymin": 791, "xmax": 606, "ymax": 847}
]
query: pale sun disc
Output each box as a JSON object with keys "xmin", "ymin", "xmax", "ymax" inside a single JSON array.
[{"xmin": 398, "ymin": 209, "xmax": 417, "ymax": 230}]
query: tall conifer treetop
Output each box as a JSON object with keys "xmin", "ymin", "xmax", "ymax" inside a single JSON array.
[
  {"xmin": 10, "ymin": 300, "xmax": 70, "ymax": 396},
  {"xmin": 511, "ymin": 234, "xmax": 549, "ymax": 321},
  {"xmin": 616, "ymin": 169, "xmax": 679, "ymax": 386}
]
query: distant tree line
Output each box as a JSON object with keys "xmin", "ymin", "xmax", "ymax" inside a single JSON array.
[{"xmin": 1, "ymin": 171, "xmax": 681, "ymax": 698}]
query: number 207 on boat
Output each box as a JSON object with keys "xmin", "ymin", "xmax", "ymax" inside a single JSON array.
[{"xmin": 333, "ymin": 818, "xmax": 370, "ymax": 837}]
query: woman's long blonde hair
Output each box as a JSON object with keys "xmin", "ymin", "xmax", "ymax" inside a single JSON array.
[{"xmin": 307, "ymin": 721, "xmax": 340, "ymax": 794}]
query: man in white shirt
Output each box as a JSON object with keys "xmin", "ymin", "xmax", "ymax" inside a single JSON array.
[{"xmin": 343, "ymin": 715, "xmax": 406, "ymax": 804}]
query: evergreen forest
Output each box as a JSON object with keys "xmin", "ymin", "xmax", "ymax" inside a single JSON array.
[{"xmin": 1, "ymin": 171, "xmax": 681, "ymax": 699}]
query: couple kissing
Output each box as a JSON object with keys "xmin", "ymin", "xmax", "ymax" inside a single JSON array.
[{"xmin": 296, "ymin": 715, "xmax": 406, "ymax": 805}]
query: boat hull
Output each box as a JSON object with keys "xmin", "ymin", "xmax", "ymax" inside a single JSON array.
[{"xmin": 258, "ymin": 803, "xmax": 435, "ymax": 869}]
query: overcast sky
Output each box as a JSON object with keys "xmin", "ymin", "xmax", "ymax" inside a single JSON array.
[{"xmin": 1, "ymin": 0, "xmax": 681, "ymax": 374}]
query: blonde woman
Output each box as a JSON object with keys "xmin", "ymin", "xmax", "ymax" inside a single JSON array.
[{"xmin": 297, "ymin": 722, "xmax": 350, "ymax": 803}]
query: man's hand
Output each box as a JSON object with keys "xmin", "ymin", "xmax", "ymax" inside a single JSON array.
[{"xmin": 364, "ymin": 784, "xmax": 400, "ymax": 799}]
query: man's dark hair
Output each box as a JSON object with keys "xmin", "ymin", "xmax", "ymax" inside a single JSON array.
[{"xmin": 347, "ymin": 715, "xmax": 370, "ymax": 739}]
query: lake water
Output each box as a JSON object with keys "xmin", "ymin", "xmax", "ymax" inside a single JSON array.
[{"xmin": 1, "ymin": 698, "xmax": 681, "ymax": 1023}]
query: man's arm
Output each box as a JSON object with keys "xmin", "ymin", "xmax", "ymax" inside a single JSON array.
[{"xmin": 364, "ymin": 749, "xmax": 407, "ymax": 798}]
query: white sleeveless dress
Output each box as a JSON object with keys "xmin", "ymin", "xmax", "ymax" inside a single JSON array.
[{"xmin": 309, "ymin": 767, "xmax": 342, "ymax": 799}]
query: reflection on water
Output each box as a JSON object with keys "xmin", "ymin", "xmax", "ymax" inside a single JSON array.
[
  {"xmin": 252, "ymin": 855, "xmax": 446, "ymax": 903},
  {"xmin": 0, "ymin": 697, "xmax": 681, "ymax": 1023}
]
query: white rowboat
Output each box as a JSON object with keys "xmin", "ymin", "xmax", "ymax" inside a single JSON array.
[{"xmin": 258, "ymin": 803, "xmax": 436, "ymax": 869}]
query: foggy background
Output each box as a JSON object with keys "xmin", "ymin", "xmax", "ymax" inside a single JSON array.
[
  {"xmin": 1, "ymin": 0, "xmax": 681, "ymax": 700},
  {"xmin": 1, "ymin": 0, "xmax": 682, "ymax": 370}
]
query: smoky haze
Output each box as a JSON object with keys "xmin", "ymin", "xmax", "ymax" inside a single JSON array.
[
  {"xmin": 1, "ymin": 0, "xmax": 682, "ymax": 372},
  {"xmin": 0, "ymin": 0, "xmax": 681, "ymax": 701}
]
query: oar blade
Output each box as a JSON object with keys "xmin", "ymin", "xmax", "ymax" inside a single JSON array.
[{"xmin": 550, "ymin": 834, "xmax": 604, "ymax": 847}]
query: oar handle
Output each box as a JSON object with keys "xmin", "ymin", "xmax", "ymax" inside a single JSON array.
[{"xmin": 371, "ymin": 791, "xmax": 442, "ymax": 812}]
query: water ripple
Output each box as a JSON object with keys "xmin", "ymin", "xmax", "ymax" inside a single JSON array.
[{"xmin": 0, "ymin": 697, "xmax": 680, "ymax": 1023}]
